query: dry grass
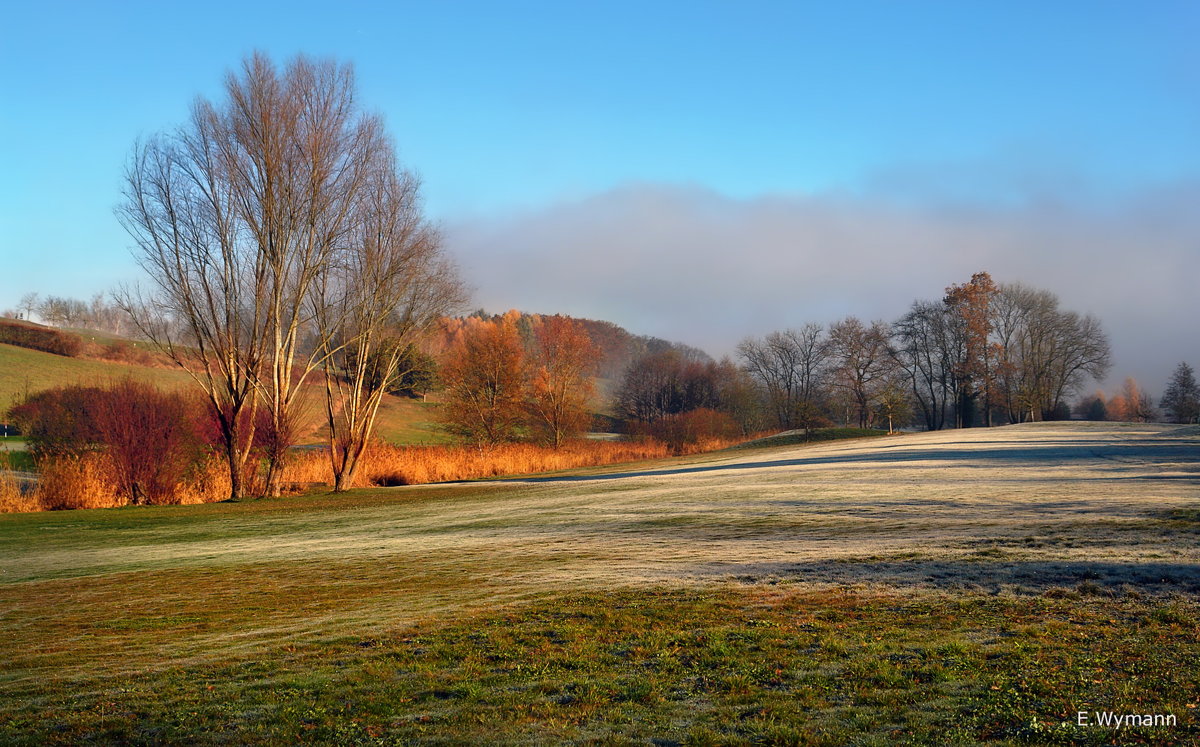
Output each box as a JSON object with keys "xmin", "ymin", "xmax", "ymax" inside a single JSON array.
[
  {"xmin": 35, "ymin": 453, "xmax": 123, "ymax": 510},
  {"xmin": 0, "ymin": 469, "xmax": 37, "ymax": 513},
  {"xmin": 7, "ymin": 453, "xmax": 236, "ymax": 512},
  {"xmin": 283, "ymin": 439, "xmax": 679, "ymax": 488},
  {"xmin": 1, "ymin": 434, "xmax": 751, "ymax": 513},
  {"xmin": 174, "ymin": 456, "xmax": 234, "ymax": 505}
]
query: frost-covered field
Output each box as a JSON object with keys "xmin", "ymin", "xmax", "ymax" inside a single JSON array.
[
  {"xmin": 2, "ymin": 421, "xmax": 1198, "ymax": 744},
  {"xmin": 9, "ymin": 422, "xmax": 1199, "ymax": 600}
]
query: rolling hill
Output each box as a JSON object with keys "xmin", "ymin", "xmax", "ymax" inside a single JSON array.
[{"xmin": 0, "ymin": 340, "xmax": 450, "ymax": 445}]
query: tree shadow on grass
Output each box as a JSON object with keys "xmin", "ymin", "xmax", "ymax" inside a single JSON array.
[
  {"xmin": 690, "ymin": 558, "xmax": 1200, "ymax": 595},
  {"xmin": 513, "ymin": 438, "xmax": 1200, "ymax": 484}
]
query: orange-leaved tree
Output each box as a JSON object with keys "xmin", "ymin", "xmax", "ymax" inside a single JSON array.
[
  {"xmin": 525, "ymin": 316, "xmax": 600, "ymax": 448},
  {"xmin": 440, "ymin": 318, "xmax": 527, "ymax": 446},
  {"xmin": 944, "ymin": 271, "xmax": 998, "ymax": 427}
]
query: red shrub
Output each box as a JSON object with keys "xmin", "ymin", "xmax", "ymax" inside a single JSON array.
[
  {"xmin": 9, "ymin": 380, "xmax": 207, "ymax": 505},
  {"xmin": 95, "ymin": 380, "xmax": 206, "ymax": 505}
]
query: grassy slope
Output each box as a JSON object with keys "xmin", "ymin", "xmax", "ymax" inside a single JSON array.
[
  {"xmin": 0, "ymin": 342, "xmax": 447, "ymax": 446},
  {"xmin": 0, "ymin": 342, "xmax": 194, "ymax": 406},
  {"xmin": 1, "ymin": 423, "xmax": 1197, "ymax": 744}
]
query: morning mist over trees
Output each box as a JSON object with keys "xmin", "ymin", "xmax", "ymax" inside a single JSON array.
[{"xmin": 2, "ymin": 7, "xmax": 1196, "ymax": 397}]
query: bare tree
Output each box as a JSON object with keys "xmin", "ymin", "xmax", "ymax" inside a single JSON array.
[
  {"xmin": 314, "ymin": 164, "xmax": 464, "ymax": 491},
  {"xmin": 37, "ymin": 296, "xmax": 89, "ymax": 327},
  {"xmin": 737, "ymin": 324, "xmax": 829, "ymax": 433},
  {"xmin": 874, "ymin": 376, "xmax": 912, "ymax": 434},
  {"xmin": 829, "ymin": 318, "xmax": 894, "ymax": 428},
  {"xmin": 119, "ymin": 52, "xmax": 438, "ymax": 497},
  {"xmin": 212, "ymin": 54, "xmax": 398, "ymax": 496},
  {"xmin": 117, "ymin": 125, "xmax": 267, "ymax": 500},
  {"xmin": 18, "ymin": 293, "xmax": 39, "ymax": 321},
  {"xmin": 990, "ymin": 283, "xmax": 1110, "ymax": 422},
  {"xmin": 891, "ymin": 300, "xmax": 954, "ymax": 431}
]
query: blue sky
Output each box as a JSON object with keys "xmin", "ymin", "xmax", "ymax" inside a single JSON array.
[{"xmin": 2, "ymin": 1, "xmax": 1198, "ymax": 389}]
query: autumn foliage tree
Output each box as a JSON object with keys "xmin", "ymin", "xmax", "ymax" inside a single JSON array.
[
  {"xmin": 1108, "ymin": 377, "xmax": 1156, "ymax": 422},
  {"xmin": 944, "ymin": 271, "xmax": 998, "ymax": 427},
  {"xmin": 440, "ymin": 317, "xmax": 528, "ymax": 445},
  {"xmin": 525, "ymin": 317, "xmax": 600, "ymax": 447}
]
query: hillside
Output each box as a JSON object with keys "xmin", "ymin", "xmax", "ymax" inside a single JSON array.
[
  {"xmin": 0, "ymin": 421, "xmax": 1196, "ymax": 742},
  {"xmin": 0, "ymin": 341, "xmax": 450, "ymax": 445},
  {"xmin": 0, "ymin": 341, "xmax": 194, "ymax": 407},
  {"xmin": 1, "ymin": 310, "xmax": 705, "ymax": 445}
]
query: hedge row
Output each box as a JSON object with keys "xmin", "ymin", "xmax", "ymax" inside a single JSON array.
[{"xmin": 0, "ymin": 318, "xmax": 82, "ymax": 357}]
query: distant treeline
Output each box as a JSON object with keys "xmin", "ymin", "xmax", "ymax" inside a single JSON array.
[
  {"xmin": 426, "ymin": 309, "xmax": 707, "ymax": 380},
  {"xmin": 2, "ymin": 293, "xmax": 136, "ymax": 337}
]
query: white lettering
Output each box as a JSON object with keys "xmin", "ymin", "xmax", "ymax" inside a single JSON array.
[
  {"xmin": 1085, "ymin": 711, "xmax": 1177, "ymax": 728},
  {"xmin": 1094, "ymin": 711, "xmax": 1119, "ymax": 727}
]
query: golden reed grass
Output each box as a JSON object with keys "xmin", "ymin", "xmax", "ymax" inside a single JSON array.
[
  {"xmin": 0, "ymin": 468, "xmax": 39, "ymax": 513},
  {"xmin": 36, "ymin": 453, "xmax": 123, "ymax": 510},
  {"xmin": 1, "ymin": 435, "xmax": 750, "ymax": 512},
  {"xmin": 2, "ymin": 454, "xmax": 236, "ymax": 513},
  {"xmin": 283, "ymin": 435, "xmax": 748, "ymax": 489}
]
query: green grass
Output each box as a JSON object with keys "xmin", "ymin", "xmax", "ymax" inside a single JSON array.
[
  {"xmin": 0, "ymin": 450, "xmax": 33, "ymax": 471},
  {"xmin": 2, "ymin": 424, "xmax": 1197, "ymax": 743},
  {"xmin": 1, "ymin": 491, "xmax": 1196, "ymax": 744},
  {"xmin": 0, "ymin": 581, "xmax": 1195, "ymax": 745},
  {"xmin": 346, "ymin": 396, "xmax": 453, "ymax": 446},
  {"xmin": 0, "ymin": 342, "xmax": 195, "ymax": 408}
]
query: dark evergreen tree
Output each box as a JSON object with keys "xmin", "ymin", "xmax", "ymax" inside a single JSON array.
[{"xmin": 1160, "ymin": 362, "xmax": 1200, "ymax": 424}]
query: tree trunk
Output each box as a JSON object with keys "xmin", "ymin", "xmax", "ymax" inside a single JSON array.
[{"xmin": 226, "ymin": 443, "xmax": 244, "ymax": 500}]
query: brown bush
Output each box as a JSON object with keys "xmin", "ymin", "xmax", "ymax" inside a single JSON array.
[
  {"xmin": 7, "ymin": 386, "xmax": 104, "ymax": 459},
  {"xmin": 642, "ymin": 408, "xmax": 743, "ymax": 453},
  {"xmin": 96, "ymin": 380, "xmax": 207, "ymax": 505},
  {"xmin": 97, "ymin": 341, "xmax": 157, "ymax": 366},
  {"xmin": 10, "ymin": 380, "xmax": 212, "ymax": 506}
]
